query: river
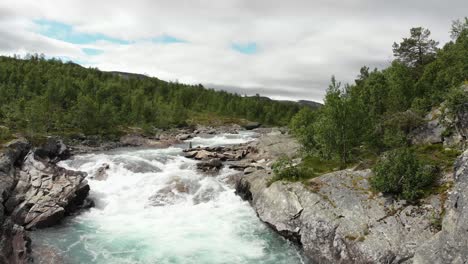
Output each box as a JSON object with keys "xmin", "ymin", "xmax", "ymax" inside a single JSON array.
[{"xmin": 32, "ymin": 132, "xmax": 304, "ymax": 264}]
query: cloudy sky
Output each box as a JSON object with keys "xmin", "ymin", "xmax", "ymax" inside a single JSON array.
[{"xmin": 0, "ymin": 0, "xmax": 466, "ymax": 102}]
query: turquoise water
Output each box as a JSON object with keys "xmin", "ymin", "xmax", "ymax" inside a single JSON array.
[{"xmin": 32, "ymin": 133, "xmax": 305, "ymax": 264}]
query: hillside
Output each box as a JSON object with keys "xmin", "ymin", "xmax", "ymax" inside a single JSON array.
[{"xmin": 0, "ymin": 56, "xmax": 308, "ymax": 139}]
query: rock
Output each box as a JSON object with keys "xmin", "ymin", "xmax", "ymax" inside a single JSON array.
[
  {"xmin": 8, "ymin": 153, "xmax": 90, "ymax": 229},
  {"xmin": 238, "ymin": 168, "xmax": 441, "ymax": 263},
  {"xmin": 148, "ymin": 178, "xmax": 193, "ymax": 206},
  {"xmin": 411, "ymin": 118, "xmax": 444, "ymax": 145},
  {"xmin": 0, "ymin": 219, "xmax": 32, "ymax": 264},
  {"xmin": 176, "ymin": 134, "xmax": 192, "ymax": 141},
  {"xmin": 196, "ymin": 159, "xmax": 223, "ymax": 172},
  {"xmin": 413, "ymin": 149, "xmax": 468, "ymax": 263},
  {"xmin": 243, "ymin": 167, "xmax": 256, "ymax": 175},
  {"xmin": 192, "ymin": 180, "xmax": 224, "ymax": 204},
  {"xmin": 93, "ymin": 163, "xmax": 110, "ymax": 181},
  {"xmin": 32, "ymin": 245, "xmax": 64, "ymax": 264},
  {"xmin": 34, "ymin": 137, "xmax": 70, "ymax": 162},
  {"xmin": 243, "ymin": 122, "xmax": 261, "ymax": 130}
]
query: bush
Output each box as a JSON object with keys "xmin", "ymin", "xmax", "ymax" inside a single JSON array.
[
  {"xmin": 370, "ymin": 148, "xmax": 438, "ymax": 201},
  {"xmin": 271, "ymin": 156, "xmax": 304, "ymax": 182}
]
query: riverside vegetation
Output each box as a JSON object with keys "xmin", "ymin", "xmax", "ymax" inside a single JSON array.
[{"xmin": 278, "ymin": 18, "xmax": 467, "ymax": 202}]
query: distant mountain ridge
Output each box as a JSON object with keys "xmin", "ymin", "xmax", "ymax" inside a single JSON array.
[{"xmin": 107, "ymin": 70, "xmax": 323, "ymax": 109}]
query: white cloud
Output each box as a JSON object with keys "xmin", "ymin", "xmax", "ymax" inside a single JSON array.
[{"xmin": 0, "ymin": 0, "xmax": 466, "ymax": 102}]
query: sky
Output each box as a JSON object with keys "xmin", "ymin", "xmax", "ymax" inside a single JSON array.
[{"xmin": 0, "ymin": 1, "xmax": 466, "ymax": 102}]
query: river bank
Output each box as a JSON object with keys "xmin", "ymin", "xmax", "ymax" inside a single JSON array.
[
  {"xmin": 184, "ymin": 130, "xmax": 467, "ymax": 263},
  {"xmin": 2, "ymin": 125, "xmax": 466, "ymax": 263}
]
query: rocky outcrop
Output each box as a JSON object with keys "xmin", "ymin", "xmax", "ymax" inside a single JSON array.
[
  {"xmin": 225, "ymin": 132, "xmax": 462, "ymax": 263},
  {"xmin": 413, "ymin": 149, "xmax": 468, "ymax": 263},
  {"xmin": 411, "ymin": 87, "xmax": 468, "ymax": 148},
  {"xmin": 0, "ymin": 139, "xmax": 33, "ymax": 264},
  {"xmin": 0, "ymin": 137, "xmax": 90, "ymax": 263},
  {"xmin": 238, "ymin": 168, "xmax": 445, "ymax": 263}
]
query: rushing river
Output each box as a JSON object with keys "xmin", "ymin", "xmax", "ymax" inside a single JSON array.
[{"xmin": 32, "ymin": 132, "xmax": 305, "ymax": 264}]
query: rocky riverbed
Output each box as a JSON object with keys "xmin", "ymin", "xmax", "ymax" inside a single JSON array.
[{"xmin": 1, "ymin": 124, "xmax": 467, "ymax": 263}]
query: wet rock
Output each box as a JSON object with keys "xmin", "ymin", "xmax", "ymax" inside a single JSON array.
[
  {"xmin": 243, "ymin": 167, "xmax": 256, "ymax": 175},
  {"xmin": 148, "ymin": 178, "xmax": 193, "ymax": 206},
  {"xmin": 192, "ymin": 180, "xmax": 224, "ymax": 204},
  {"xmin": 196, "ymin": 159, "xmax": 223, "ymax": 172},
  {"xmin": 32, "ymin": 245, "xmax": 64, "ymax": 264},
  {"xmin": 176, "ymin": 134, "xmax": 192, "ymax": 141},
  {"xmin": 0, "ymin": 219, "xmax": 32, "ymax": 264},
  {"xmin": 93, "ymin": 163, "xmax": 110, "ymax": 181}
]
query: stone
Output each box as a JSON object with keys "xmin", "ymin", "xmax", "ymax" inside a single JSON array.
[
  {"xmin": 93, "ymin": 163, "xmax": 110, "ymax": 181},
  {"xmin": 176, "ymin": 134, "xmax": 192, "ymax": 140},
  {"xmin": 413, "ymin": 149, "xmax": 468, "ymax": 263},
  {"xmin": 196, "ymin": 159, "xmax": 223, "ymax": 172},
  {"xmin": 9, "ymin": 153, "xmax": 90, "ymax": 230},
  {"xmin": 243, "ymin": 122, "xmax": 261, "ymax": 130}
]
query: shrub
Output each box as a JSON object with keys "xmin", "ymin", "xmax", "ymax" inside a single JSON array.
[
  {"xmin": 370, "ymin": 148, "xmax": 438, "ymax": 201},
  {"xmin": 271, "ymin": 156, "xmax": 303, "ymax": 182}
]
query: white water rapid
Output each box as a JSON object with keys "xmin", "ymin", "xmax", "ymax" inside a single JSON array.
[{"xmin": 32, "ymin": 132, "xmax": 305, "ymax": 264}]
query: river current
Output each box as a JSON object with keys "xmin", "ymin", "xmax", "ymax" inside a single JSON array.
[{"xmin": 32, "ymin": 132, "xmax": 304, "ymax": 264}]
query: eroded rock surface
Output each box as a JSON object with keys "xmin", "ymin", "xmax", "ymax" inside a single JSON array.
[
  {"xmin": 413, "ymin": 149, "xmax": 468, "ymax": 264},
  {"xmin": 0, "ymin": 137, "xmax": 90, "ymax": 263},
  {"xmin": 229, "ymin": 131, "xmax": 461, "ymax": 264}
]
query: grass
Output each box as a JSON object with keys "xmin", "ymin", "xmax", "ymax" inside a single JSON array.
[
  {"xmin": 412, "ymin": 143, "xmax": 462, "ymax": 172},
  {"xmin": 187, "ymin": 111, "xmax": 250, "ymax": 127}
]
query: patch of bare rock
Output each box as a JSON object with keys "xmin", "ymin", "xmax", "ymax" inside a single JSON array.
[{"xmin": 0, "ymin": 137, "xmax": 91, "ymax": 263}]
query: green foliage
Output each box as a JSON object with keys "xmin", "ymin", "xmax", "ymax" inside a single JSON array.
[
  {"xmin": 313, "ymin": 77, "xmax": 366, "ymax": 166},
  {"xmin": 371, "ymin": 148, "xmax": 438, "ymax": 201},
  {"xmin": 0, "ymin": 55, "xmax": 304, "ymax": 136},
  {"xmin": 289, "ymin": 21, "xmax": 467, "ymax": 174},
  {"xmin": 271, "ymin": 156, "xmax": 305, "ymax": 182},
  {"xmin": 289, "ymin": 107, "xmax": 317, "ymax": 153},
  {"xmin": 392, "ymin": 27, "xmax": 439, "ymax": 69},
  {"xmin": 0, "ymin": 126, "xmax": 11, "ymax": 143},
  {"xmin": 445, "ymin": 85, "xmax": 468, "ymax": 119}
]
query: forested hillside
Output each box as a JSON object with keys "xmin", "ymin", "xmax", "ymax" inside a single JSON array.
[
  {"xmin": 285, "ymin": 18, "xmax": 467, "ymax": 201},
  {"xmin": 0, "ymin": 56, "xmax": 305, "ymax": 137}
]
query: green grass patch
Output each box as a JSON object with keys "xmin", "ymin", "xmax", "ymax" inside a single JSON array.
[
  {"xmin": 412, "ymin": 144, "xmax": 462, "ymax": 172},
  {"xmin": 268, "ymin": 155, "xmax": 341, "ymax": 186},
  {"xmin": 187, "ymin": 111, "xmax": 250, "ymax": 127}
]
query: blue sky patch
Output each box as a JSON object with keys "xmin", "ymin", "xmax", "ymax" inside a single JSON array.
[
  {"xmin": 152, "ymin": 34, "xmax": 186, "ymax": 44},
  {"xmin": 82, "ymin": 48, "xmax": 104, "ymax": 56},
  {"xmin": 35, "ymin": 19, "xmax": 130, "ymax": 45},
  {"xmin": 231, "ymin": 42, "xmax": 258, "ymax": 55}
]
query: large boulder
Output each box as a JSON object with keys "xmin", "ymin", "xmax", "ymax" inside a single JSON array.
[
  {"xmin": 34, "ymin": 137, "xmax": 70, "ymax": 162},
  {"xmin": 8, "ymin": 153, "xmax": 89, "ymax": 229},
  {"xmin": 243, "ymin": 122, "xmax": 261, "ymax": 130},
  {"xmin": 413, "ymin": 149, "xmax": 468, "ymax": 263}
]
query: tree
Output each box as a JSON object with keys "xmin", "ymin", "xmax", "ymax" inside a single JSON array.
[
  {"xmin": 392, "ymin": 27, "xmax": 439, "ymax": 68},
  {"xmin": 313, "ymin": 77, "xmax": 365, "ymax": 166},
  {"xmin": 450, "ymin": 17, "xmax": 468, "ymax": 40}
]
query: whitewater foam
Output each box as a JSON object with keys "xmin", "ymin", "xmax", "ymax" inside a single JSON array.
[{"xmin": 32, "ymin": 132, "xmax": 304, "ymax": 264}]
